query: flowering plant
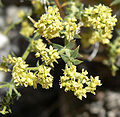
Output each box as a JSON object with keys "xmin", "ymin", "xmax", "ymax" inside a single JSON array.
[{"xmin": 0, "ymin": 0, "xmax": 119, "ymax": 114}]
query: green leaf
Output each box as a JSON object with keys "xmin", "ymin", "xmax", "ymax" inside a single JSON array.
[
  {"xmin": 74, "ymin": 34, "xmax": 81, "ymax": 39},
  {"xmin": 60, "ymin": 53, "xmax": 69, "ymax": 63},
  {"xmin": 13, "ymin": 88, "xmax": 21, "ymax": 99},
  {"xmin": 110, "ymin": 0, "xmax": 120, "ymax": 6},
  {"xmin": 0, "ymin": 84, "xmax": 9, "ymax": 88},
  {"xmin": 8, "ymin": 87, "xmax": 13, "ymax": 97},
  {"xmin": 11, "ymin": 52, "xmax": 16, "ymax": 57},
  {"xmin": 71, "ymin": 59, "xmax": 82, "ymax": 65},
  {"xmin": 70, "ymin": 46, "xmax": 80, "ymax": 58},
  {"xmin": 0, "ymin": 82, "xmax": 9, "ymax": 88},
  {"xmin": 52, "ymin": 43, "xmax": 64, "ymax": 50},
  {"xmin": 65, "ymin": 49, "xmax": 71, "ymax": 58},
  {"xmin": 65, "ymin": 41, "xmax": 75, "ymax": 49},
  {"xmin": 36, "ymin": 60, "xmax": 40, "ymax": 67}
]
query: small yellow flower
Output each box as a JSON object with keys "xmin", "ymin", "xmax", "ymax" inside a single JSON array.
[
  {"xmin": 32, "ymin": 39, "xmax": 46, "ymax": 52},
  {"xmin": 62, "ymin": 17, "xmax": 81, "ymax": 41},
  {"xmin": 36, "ymin": 65, "xmax": 53, "ymax": 89},
  {"xmin": 41, "ymin": 46, "xmax": 60, "ymax": 67}
]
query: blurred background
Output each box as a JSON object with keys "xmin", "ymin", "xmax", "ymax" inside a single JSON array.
[{"xmin": 0, "ymin": 0, "xmax": 120, "ymax": 117}]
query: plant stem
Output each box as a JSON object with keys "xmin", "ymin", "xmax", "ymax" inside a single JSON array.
[
  {"xmin": 13, "ymin": 88, "xmax": 21, "ymax": 98},
  {"xmin": 46, "ymin": 38, "xmax": 52, "ymax": 44},
  {"xmin": 54, "ymin": 0, "xmax": 65, "ymax": 19},
  {"xmin": 26, "ymin": 67, "xmax": 38, "ymax": 71},
  {"xmin": 22, "ymin": 44, "xmax": 31, "ymax": 60}
]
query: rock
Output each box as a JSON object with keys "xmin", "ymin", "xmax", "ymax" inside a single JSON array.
[
  {"xmin": 0, "ymin": 17, "xmax": 5, "ymax": 29},
  {"xmin": 0, "ymin": 33, "xmax": 9, "ymax": 49},
  {"xmin": 88, "ymin": 100, "xmax": 104, "ymax": 114},
  {"xmin": 107, "ymin": 111, "xmax": 116, "ymax": 117},
  {"xmin": 105, "ymin": 90, "xmax": 120, "ymax": 110},
  {"xmin": 6, "ymin": 5, "xmax": 31, "ymax": 24},
  {"xmin": 0, "ymin": 72, "xmax": 7, "ymax": 82},
  {"xmin": 98, "ymin": 108, "xmax": 106, "ymax": 117},
  {"xmin": 0, "ymin": 33, "xmax": 10, "ymax": 63},
  {"xmin": 6, "ymin": 6, "xmax": 20, "ymax": 23}
]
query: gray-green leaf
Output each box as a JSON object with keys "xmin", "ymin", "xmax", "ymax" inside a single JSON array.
[
  {"xmin": 65, "ymin": 41, "xmax": 75, "ymax": 49},
  {"xmin": 70, "ymin": 46, "xmax": 80, "ymax": 58},
  {"xmin": 52, "ymin": 43, "xmax": 64, "ymax": 51},
  {"xmin": 60, "ymin": 54, "xmax": 69, "ymax": 63},
  {"xmin": 71, "ymin": 59, "xmax": 82, "ymax": 65}
]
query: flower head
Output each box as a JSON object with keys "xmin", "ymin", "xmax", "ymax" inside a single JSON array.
[
  {"xmin": 20, "ymin": 21, "xmax": 34, "ymax": 37},
  {"xmin": 83, "ymin": 4, "xmax": 117, "ymax": 44},
  {"xmin": 60, "ymin": 64, "xmax": 101, "ymax": 100},
  {"xmin": 63, "ymin": 17, "xmax": 81, "ymax": 41},
  {"xmin": 34, "ymin": 6, "xmax": 63, "ymax": 39},
  {"xmin": 35, "ymin": 65, "xmax": 53, "ymax": 89}
]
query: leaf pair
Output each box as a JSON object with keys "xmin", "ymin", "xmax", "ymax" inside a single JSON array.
[{"xmin": 52, "ymin": 42, "xmax": 82, "ymax": 65}]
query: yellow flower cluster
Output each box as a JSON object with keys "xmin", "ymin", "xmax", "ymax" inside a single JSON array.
[
  {"xmin": 34, "ymin": 6, "xmax": 63, "ymax": 39},
  {"xmin": 32, "ymin": 39, "xmax": 60, "ymax": 67},
  {"xmin": 40, "ymin": 46, "xmax": 60, "ymax": 67},
  {"xmin": 2, "ymin": 55, "xmax": 19, "ymax": 65},
  {"xmin": 63, "ymin": 17, "xmax": 81, "ymax": 41},
  {"xmin": 0, "ymin": 55, "xmax": 19, "ymax": 72},
  {"xmin": 0, "ymin": 66, "xmax": 10, "ymax": 72},
  {"xmin": 12, "ymin": 59, "xmax": 53, "ymax": 88},
  {"xmin": 12, "ymin": 57, "xmax": 33, "ymax": 87},
  {"xmin": 0, "ymin": 55, "xmax": 54, "ymax": 88},
  {"xmin": 34, "ymin": 65, "xmax": 53, "ymax": 89},
  {"xmin": 60, "ymin": 64, "xmax": 101, "ymax": 100},
  {"xmin": 32, "ymin": 38, "xmax": 46, "ymax": 52},
  {"xmin": 20, "ymin": 21, "xmax": 34, "ymax": 37},
  {"xmin": 89, "ymin": 31, "xmax": 112, "ymax": 44},
  {"xmin": 83, "ymin": 4, "xmax": 117, "ymax": 44}
]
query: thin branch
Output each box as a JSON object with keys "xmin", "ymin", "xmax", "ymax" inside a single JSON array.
[
  {"xmin": 87, "ymin": 42, "xmax": 99, "ymax": 61},
  {"xmin": 22, "ymin": 44, "xmax": 31, "ymax": 60},
  {"xmin": 46, "ymin": 38, "xmax": 52, "ymax": 44},
  {"xmin": 79, "ymin": 54, "xmax": 107, "ymax": 63},
  {"xmin": 54, "ymin": 0, "xmax": 65, "ymax": 19}
]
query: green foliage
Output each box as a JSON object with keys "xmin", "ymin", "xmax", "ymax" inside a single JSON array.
[
  {"xmin": 104, "ymin": 35, "xmax": 120, "ymax": 76},
  {"xmin": 0, "ymin": 81, "xmax": 21, "ymax": 114},
  {"xmin": 53, "ymin": 42, "xmax": 82, "ymax": 65}
]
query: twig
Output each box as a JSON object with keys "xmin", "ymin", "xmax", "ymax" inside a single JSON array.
[
  {"xmin": 79, "ymin": 54, "xmax": 107, "ymax": 63},
  {"xmin": 22, "ymin": 44, "xmax": 31, "ymax": 60},
  {"xmin": 54, "ymin": 0, "xmax": 65, "ymax": 19},
  {"xmin": 46, "ymin": 38, "xmax": 52, "ymax": 44},
  {"xmin": 87, "ymin": 42, "xmax": 99, "ymax": 61}
]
